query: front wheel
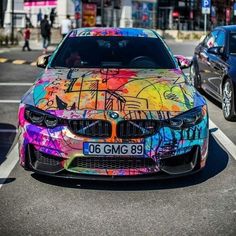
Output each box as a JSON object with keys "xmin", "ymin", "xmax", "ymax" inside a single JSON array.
[
  {"xmin": 189, "ymin": 63, "xmax": 202, "ymax": 91},
  {"xmin": 222, "ymin": 78, "xmax": 236, "ymax": 121}
]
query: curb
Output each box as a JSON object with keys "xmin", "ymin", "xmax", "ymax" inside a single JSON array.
[{"xmin": 0, "ymin": 57, "xmax": 37, "ymax": 66}]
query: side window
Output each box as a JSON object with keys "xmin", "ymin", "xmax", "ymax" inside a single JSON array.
[
  {"xmin": 229, "ymin": 33, "xmax": 236, "ymax": 53},
  {"xmin": 215, "ymin": 31, "xmax": 225, "ymax": 47},
  {"xmin": 204, "ymin": 30, "xmax": 218, "ymax": 48}
]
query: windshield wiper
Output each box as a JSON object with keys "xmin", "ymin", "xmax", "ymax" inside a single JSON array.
[{"xmin": 101, "ymin": 61, "xmax": 122, "ymax": 67}]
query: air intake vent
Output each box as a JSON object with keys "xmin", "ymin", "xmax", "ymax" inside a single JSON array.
[
  {"xmin": 68, "ymin": 119, "xmax": 112, "ymax": 138},
  {"xmin": 70, "ymin": 156, "xmax": 156, "ymax": 169},
  {"xmin": 117, "ymin": 120, "xmax": 159, "ymax": 139}
]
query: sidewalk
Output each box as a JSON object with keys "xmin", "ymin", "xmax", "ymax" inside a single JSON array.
[
  {"xmin": 0, "ymin": 41, "xmax": 58, "ymax": 66},
  {"xmin": 19, "ymin": 40, "xmax": 58, "ymax": 51},
  {"xmin": 0, "ymin": 40, "xmax": 57, "ymax": 54}
]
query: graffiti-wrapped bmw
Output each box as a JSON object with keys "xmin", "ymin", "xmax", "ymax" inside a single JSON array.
[{"xmin": 18, "ymin": 28, "xmax": 209, "ymax": 179}]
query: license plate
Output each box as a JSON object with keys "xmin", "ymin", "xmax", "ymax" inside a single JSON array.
[{"xmin": 83, "ymin": 143, "xmax": 144, "ymax": 156}]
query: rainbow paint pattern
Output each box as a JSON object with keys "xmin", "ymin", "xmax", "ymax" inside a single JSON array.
[{"xmin": 18, "ymin": 28, "xmax": 209, "ymax": 179}]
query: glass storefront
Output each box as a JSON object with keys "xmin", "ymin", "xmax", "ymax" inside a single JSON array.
[{"xmin": 132, "ymin": 0, "xmax": 157, "ymax": 29}]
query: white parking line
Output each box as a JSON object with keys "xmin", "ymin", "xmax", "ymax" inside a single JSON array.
[
  {"xmin": 0, "ymin": 144, "xmax": 18, "ymax": 189},
  {"xmin": 0, "ymin": 83, "xmax": 33, "ymax": 86},
  {"xmin": 209, "ymin": 120, "xmax": 236, "ymax": 160},
  {"xmin": 0, "ymin": 100, "xmax": 20, "ymax": 103}
]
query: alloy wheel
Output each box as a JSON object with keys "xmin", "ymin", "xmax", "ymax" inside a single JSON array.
[
  {"xmin": 189, "ymin": 64, "xmax": 195, "ymax": 86},
  {"xmin": 222, "ymin": 81, "xmax": 232, "ymax": 118}
]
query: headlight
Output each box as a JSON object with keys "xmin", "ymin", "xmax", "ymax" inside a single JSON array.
[
  {"xmin": 166, "ymin": 105, "xmax": 207, "ymax": 129},
  {"xmin": 24, "ymin": 105, "xmax": 60, "ymax": 128}
]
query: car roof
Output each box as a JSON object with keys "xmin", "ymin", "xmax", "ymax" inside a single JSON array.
[
  {"xmin": 214, "ymin": 25, "xmax": 236, "ymax": 32},
  {"xmin": 69, "ymin": 27, "xmax": 158, "ymax": 38}
]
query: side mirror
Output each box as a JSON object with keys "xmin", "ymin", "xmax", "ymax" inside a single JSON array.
[
  {"xmin": 175, "ymin": 55, "xmax": 192, "ymax": 69},
  {"xmin": 36, "ymin": 54, "xmax": 51, "ymax": 68},
  {"xmin": 207, "ymin": 46, "xmax": 223, "ymax": 55}
]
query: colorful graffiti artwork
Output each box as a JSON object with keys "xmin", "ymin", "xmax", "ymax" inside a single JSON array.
[{"xmin": 18, "ymin": 28, "xmax": 209, "ymax": 178}]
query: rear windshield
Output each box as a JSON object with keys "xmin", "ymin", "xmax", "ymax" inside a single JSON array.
[
  {"xmin": 229, "ymin": 32, "xmax": 236, "ymax": 53},
  {"xmin": 50, "ymin": 36, "xmax": 176, "ymax": 69}
]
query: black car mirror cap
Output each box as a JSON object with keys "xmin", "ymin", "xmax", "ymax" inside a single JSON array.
[
  {"xmin": 36, "ymin": 54, "xmax": 51, "ymax": 68},
  {"xmin": 174, "ymin": 55, "xmax": 192, "ymax": 70},
  {"xmin": 207, "ymin": 46, "xmax": 224, "ymax": 55}
]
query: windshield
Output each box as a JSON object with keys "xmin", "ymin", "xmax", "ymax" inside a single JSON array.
[
  {"xmin": 229, "ymin": 32, "xmax": 236, "ymax": 54},
  {"xmin": 50, "ymin": 36, "xmax": 176, "ymax": 69}
]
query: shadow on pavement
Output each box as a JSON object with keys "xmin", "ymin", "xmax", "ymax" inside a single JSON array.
[
  {"xmin": 0, "ymin": 123, "xmax": 17, "ymax": 165},
  {"xmin": 0, "ymin": 178, "xmax": 16, "ymax": 185},
  {"xmin": 32, "ymin": 130, "xmax": 229, "ymax": 191}
]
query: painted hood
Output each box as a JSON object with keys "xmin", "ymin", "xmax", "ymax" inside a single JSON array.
[{"xmin": 22, "ymin": 68, "xmax": 205, "ymax": 112}]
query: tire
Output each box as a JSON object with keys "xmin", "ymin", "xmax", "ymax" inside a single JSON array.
[
  {"xmin": 189, "ymin": 62, "xmax": 202, "ymax": 92},
  {"xmin": 222, "ymin": 78, "xmax": 236, "ymax": 121}
]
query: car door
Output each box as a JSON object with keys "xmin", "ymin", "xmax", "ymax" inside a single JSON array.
[
  {"xmin": 207, "ymin": 30, "xmax": 228, "ymax": 96},
  {"xmin": 196, "ymin": 30, "xmax": 222, "ymax": 98}
]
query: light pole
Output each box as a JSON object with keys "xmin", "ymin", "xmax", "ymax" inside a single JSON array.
[
  {"xmin": 111, "ymin": 0, "xmax": 114, "ymax": 27},
  {"xmin": 0, "ymin": 1, "xmax": 3, "ymax": 27},
  {"xmin": 101, "ymin": 0, "xmax": 104, "ymax": 26},
  {"xmin": 11, "ymin": 0, "xmax": 14, "ymax": 45}
]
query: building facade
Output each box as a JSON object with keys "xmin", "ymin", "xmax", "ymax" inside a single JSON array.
[
  {"xmin": 2, "ymin": 0, "xmax": 236, "ymax": 30},
  {"xmin": 157, "ymin": 0, "xmax": 235, "ymax": 31},
  {"xmin": 3, "ymin": 0, "xmax": 157, "ymax": 29}
]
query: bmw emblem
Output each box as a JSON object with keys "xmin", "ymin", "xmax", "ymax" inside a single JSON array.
[{"xmin": 109, "ymin": 112, "xmax": 119, "ymax": 119}]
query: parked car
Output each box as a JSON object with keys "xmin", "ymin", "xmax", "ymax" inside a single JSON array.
[
  {"xmin": 18, "ymin": 28, "xmax": 209, "ymax": 180},
  {"xmin": 190, "ymin": 25, "xmax": 236, "ymax": 121}
]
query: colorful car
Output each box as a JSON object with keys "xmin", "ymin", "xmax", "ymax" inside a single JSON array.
[{"xmin": 18, "ymin": 28, "xmax": 209, "ymax": 180}]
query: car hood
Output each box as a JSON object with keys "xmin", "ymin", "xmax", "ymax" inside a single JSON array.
[{"xmin": 22, "ymin": 68, "xmax": 205, "ymax": 113}]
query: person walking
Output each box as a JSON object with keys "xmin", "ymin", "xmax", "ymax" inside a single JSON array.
[
  {"xmin": 37, "ymin": 9, "xmax": 42, "ymax": 26},
  {"xmin": 22, "ymin": 25, "xmax": 31, "ymax": 51},
  {"xmin": 50, "ymin": 8, "xmax": 56, "ymax": 27},
  {"xmin": 61, "ymin": 15, "xmax": 72, "ymax": 38},
  {"xmin": 40, "ymin": 15, "xmax": 51, "ymax": 54}
]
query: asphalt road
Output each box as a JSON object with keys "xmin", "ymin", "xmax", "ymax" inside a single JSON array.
[{"xmin": 0, "ymin": 42, "xmax": 235, "ymax": 236}]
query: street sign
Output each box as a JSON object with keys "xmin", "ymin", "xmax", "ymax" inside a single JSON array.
[
  {"xmin": 202, "ymin": 0, "xmax": 211, "ymax": 34},
  {"xmin": 234, "ymin": 3, "xmax": 236, "ymax": 16},
  {"xmin": 72, "ymin": 0, "xmax": 81, "ymax": 27},
  {"xmin": 202, "ymin": 0, "xmax": 211, "ymax": 14},
  {"xmin": 211, "ymin": 6, "xmax": 216, "ymax": 17}
]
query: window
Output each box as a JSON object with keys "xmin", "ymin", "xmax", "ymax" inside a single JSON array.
[
  {"xmin": 229, "ymin": 32, "xmax": 236, "ymax": 53},
  {"xmin": 50, "ymin": 36, "xmax": 177, "ymax": 69},
  {"xmin": 204, "ymin": 30, "xmax": 218, "ymax": 48},
  {"xmin": 215, "ymin": 31, "xmax": 225, "ymax": 47}
]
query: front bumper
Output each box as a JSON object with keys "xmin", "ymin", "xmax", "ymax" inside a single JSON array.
[
  {"xmin": 18, "ymin": 105, "xmax": 209, "ymax": 179},
  {"xmin": 23, "ymin": 143, "xmax": 205, "ymax": 180}
]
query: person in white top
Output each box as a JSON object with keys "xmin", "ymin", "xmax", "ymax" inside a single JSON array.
[{"xmin": 61, "ymin": 15, "xmax": 72, "ymax": 38}]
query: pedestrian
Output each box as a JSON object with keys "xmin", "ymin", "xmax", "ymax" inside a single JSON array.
[
  {"xmin": 37, "ymin": 9, "xmax": 42, "ymax": 26},
  {"xmin": 40, "ymin": 15, "xmax": 51, "ymax": 54},
  {"xmin": 50, "ymin": 8, "xmax": 56, "ymax": 27},
  {"xmin": 61, "ymin": 15, "xmax": 72, "ymax": 39},
  {"xmin": 22, "ymin": 25, "xmax": 31, "ymax": 51}
]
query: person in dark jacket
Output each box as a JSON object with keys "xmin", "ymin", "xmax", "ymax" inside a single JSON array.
[
  {"xmin": 40, "ymin": 15, "xmax": 51, "ymax": 54},
  {"xmin": 50, "ymin": 8, "xmax": 56, "ymax": 27}
]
